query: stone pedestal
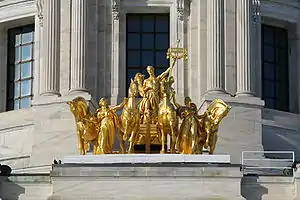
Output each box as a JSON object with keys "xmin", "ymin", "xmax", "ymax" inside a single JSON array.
[{"xmin": 62, "ymin": 154, "xmax": 231, "ymax": 164}]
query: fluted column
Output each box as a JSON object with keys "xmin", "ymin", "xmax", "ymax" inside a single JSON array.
[
  {"xmin": 206, "ymin": 0, "xmax": 226, "ymax": 94},
  {"xmin": 69, "ymin": 0, "xmax": 88, "ymax": 94},
  {"xmin": 40, "ymin": 0, "xmax": 61, "ymax": 96},
  {"xmin": 236, "ymin": 0, "xmax": 254, "ymax": 96}
]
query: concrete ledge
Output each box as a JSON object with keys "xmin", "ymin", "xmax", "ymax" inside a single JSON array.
[{"xmin": 62, "ymin": 154, "xmax": 231, "ymax": 164}]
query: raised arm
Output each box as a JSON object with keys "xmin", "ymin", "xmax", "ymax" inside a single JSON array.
[
  {"xmin": 157, "ymin": 65, "xmax": 173, "ymax": 81},
  {"xmin": 110, "ymin": 97, "xmax": 128, "ymax": 111}
]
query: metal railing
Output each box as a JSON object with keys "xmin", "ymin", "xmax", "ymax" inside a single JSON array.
[{"xmin": 241, "ymin": 151, "xmax": 295, "ymax": 176}]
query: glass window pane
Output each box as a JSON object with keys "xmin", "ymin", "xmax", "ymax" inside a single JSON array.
[
  {"xmin": 155, "ymin": 16, "xmax": 169, "ymax": 32},
  {"xmin": 142, "ymin": 34, "xmax": 154, "ymax": 49},
  {"xmin": 14, "ymin": 99, "xmax": 20, "ymax": 110},
  {"xmin": 275, "ymin": 29, "xmax": 287, "ymax": 47},
  {"xmin": 263, "ymin": 45, "xmax": 274, "ymax": 62},
  {"xmin": 264, "ymin": 98, "xmax": 275, "ymax": 109},
  {"xmin": 155, "ymin": 34, "xmax": 169, "ymax": 50},
  {"xmin": 156, "ymin": 51, "xmax": 168, "ymax": 67},
  {"xmin": 15, "ymin": 47, "xmax": 21, "ymax": 62},
  {"xmin": 127, "ymin": 33, "xmax": 140, "ymax": 49},
  {"xmin": 15, "ymin": 34, "xmax": 21, "ymax": 46},
  {"xmin": 263, "ymin": 26, "xmax": 274, "ymax": 44},
  {"xmin": 276, "ymin": 66, "xmax": 288, "ymax": 82},
  {"xmin": 155, "ymin": 68, "xmax": 167, "ymax": 76},
  {"xmin": 263, "ymin": 63, "xmax": 275, "ymax": 81},
  {"xmin": 20, "ymin": 97, "xmax": 31, "ymax": 109},
  {"xmin": 276, "ymin": 82, "xmax": 288, "ymax": 98},
  {"xmin": 127, "ymin": 69, "xmax": 140, "ymax": 82},
  {"xmin": 275, "ymin": 48, "xmax": 287, "ymax": 65},
  {"xmin": 142, "ymin": 16, "xmax": 154, "ymax": 32},
  {"xmin": 14, "ymin": 81, "xmax": 20, "ymax": 98},
  {"xmin": 21, "ymin": 62, "xmax": 32, "ymax": 78},
  {"xmin": 20, "ymin": 80, "xmax": 32, "ymax": 96},
  {"xmin": 127, "ymin": 69, "xmax": 140, "ymax": 91},
  {"xmin": 127, "ymin": 16, "xmax": 140, "ymax": 32},
  {"xmin": 263, "ymin": 80, "xmax": 275, "ymax": 98},
  {"xmin": 142, "ymin": 51, "xmax": 154, "ymax": 66},
  {"xmin": 22, "ymin": 31, "xmax": 33, "ymax": 44},
  {"xmin": 14, "ymin": 64, "xmax": 20, "ymax": 81},
  {"xmin": 21, "ymin": 45, "xmax": 32, "ymax": 61},
  {"xmin": 127, "ymin": 51, "xmax": 140, "ymax": 67}
]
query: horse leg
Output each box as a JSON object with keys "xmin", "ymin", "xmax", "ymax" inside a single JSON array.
[
  {"xmin": 77, "ymin": 130, "xmax": 85, "ymax": 155},
  {"xmin": 160, "ymin": 128, "xmax": 166, "ymax": 154},
  {"xmin": 117, "ymin": 129, "xmax": 126, "ymax": 154},
  {"xmin": 169, "ymin": 123, "xmax": 176, "ymax": 154},
  {"xmin": 123, "ymin": 121, "xmax": 129, "ymax": 141},
  {"xmin": 209, "ymin": 134, "xmax": 218, "ymax": 154},
  {"xmin": 128, "ymin": 125, "xmax": 138, "ymax": 154}
]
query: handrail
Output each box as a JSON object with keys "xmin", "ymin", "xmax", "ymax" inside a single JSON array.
[{"xmin": 241, "ymin": 151, "xmax": 295, "ymax": 176}]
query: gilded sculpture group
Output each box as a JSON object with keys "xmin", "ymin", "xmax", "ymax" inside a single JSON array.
[{"xmin": 68, "ymin": 41, "xmax": 231, "ymax": 155}]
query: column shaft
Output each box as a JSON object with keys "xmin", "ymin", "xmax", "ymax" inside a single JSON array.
[
  {"xmin": 40, "ymin": 0, "xmax": 61, "ymax": 96},
  {"xmin": 236, "ymin": 0, "xmax": 254, "ymax": 96},
  {"xmin": 69, "ymin": 0, "xmax": 88, "ymax": 93},
  {"xmin": 207, "ymin": 0, "xmax": 226, "ymax": 94}
]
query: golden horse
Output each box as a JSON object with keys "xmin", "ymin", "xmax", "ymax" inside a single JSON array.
[
  {"xmin": 157, "ymin": 77, "xmax": 178, "ymax": 153},
  {"xmin": 198, "ymin": 99, "xmax": 231, "ymax": 154},
  {"xmin": 67, "ymin": 97, "xmax": 97, "ymax": 155},
  {"xmin": 118, "ymin": 79, "xmax": 140, "ymax": 153}
]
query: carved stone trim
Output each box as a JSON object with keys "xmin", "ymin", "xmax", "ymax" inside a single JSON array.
[
  {"xmin": 36, "ymin": 0, "xmax": 44, "ymax": 26},
  {"xmin": 252, "ymin": 0, "xmax": 260, "ymax": 23},
  {"xmin": 176, "ymin": 0, "xmax": 184, "ymax": 21},
  {"xmin": 112, "ymin": 0, "xmax": 120, "ymax": 20}
]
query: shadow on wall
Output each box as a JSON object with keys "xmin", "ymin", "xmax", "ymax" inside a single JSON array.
[
  {"xmin": 0, "ymin": 177, "xmax": 25, "ymax": 200},
  {"xmin": 241, "ymin": 176, "xmax": 268, "ymax": 200},
  {"xmin": 262, "ymin": 125, "xmax": 300, "ymax": 160}
]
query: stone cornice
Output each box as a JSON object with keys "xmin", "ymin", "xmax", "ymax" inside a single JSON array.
[{"xmin": 0, "ymin": 0, "xmax": 35, "ymax": 23}]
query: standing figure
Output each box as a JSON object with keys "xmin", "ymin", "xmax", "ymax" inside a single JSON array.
[
  {"xmin": 118, "ymin": 79, "xmax": 140, "ymax": 153},
  {"xmin": 95, "ymin": 98, "xmax": 125, "ymax": 154},
  {"xmin": 157, "ymin": 76, "xmax": 178, "ymax": 154},
  {"xmin": 198, "ymin": 99, "xmax": 231, "ymax": 154},
  {"xmin": 136, "ymin": 65, "xmax": 173, "ymax": 124},
  {"xmin": 173, "ymin": 97, "xmax": 201, "ymax": 154}
]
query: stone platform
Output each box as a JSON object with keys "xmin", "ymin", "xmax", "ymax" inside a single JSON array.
[{"xmin": 62, "ymin": 154, "xmax": 231, "ymax": 164}]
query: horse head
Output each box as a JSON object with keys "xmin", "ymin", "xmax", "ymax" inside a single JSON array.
[
  {"xmin": 128, "ymin": 78, "xmax": 138, "ymax": 97},
  {"xmin": 67, "ymin": 97, "xmax": 90, "ymax": 121}
]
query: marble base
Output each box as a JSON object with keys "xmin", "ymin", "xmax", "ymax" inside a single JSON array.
[{"xmin": 62, "ymin": 154, "xmax": 231, "ymax": 164}]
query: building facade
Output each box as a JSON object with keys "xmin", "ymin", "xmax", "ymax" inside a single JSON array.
[{"xmin": 0, "ymin": 0, "xmax": 300, "ymax": 199}]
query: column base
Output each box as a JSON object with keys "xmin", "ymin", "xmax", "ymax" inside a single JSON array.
[
  {"xmin": 40, "ymin": 91, "xmax": 61, "ymax": 97},
  {"xmin": 68, "ymin": 88, "xmax": 89, "ymax": 95},
  {"xmin": 205, "ymin": 88, "xmax": 231, "ymax": 95},
  {"xmin": 235, "ymin": 91, "xmax": 255, "ymax": 97}
]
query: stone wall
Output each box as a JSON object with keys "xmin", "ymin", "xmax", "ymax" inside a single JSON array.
[{"xmin": 1, "ymin": 164, "xmax": 299, "ymax": 200}]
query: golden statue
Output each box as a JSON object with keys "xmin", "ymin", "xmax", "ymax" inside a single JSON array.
[
  {"xmin": 118, "ymin": 79, "xmax": 140, "ymax": 153},
  {"xmin": 198, "ymin": 99, "xmax": 231, "ymax": 154},
  {"xmin": 136, "ymin": 65, "xmax": 173, "ymax": 124},
  {"xmin": 68, "ymin": 40, "xmax": 231, "ymax": 155},
  {"xmin": 174, "ymin": 96, "xmax": 202, "ymax": 154},
  {"xmin": 68, "ymin": 97, "xmax": 124, "ymax": 155},
  {"xmin": 67, "ymin": 97, "xmax": 94, "ymax": 155},
  {"xmin": 157, "ymin": 76, "xmax": 178, "ymax": 153}
]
